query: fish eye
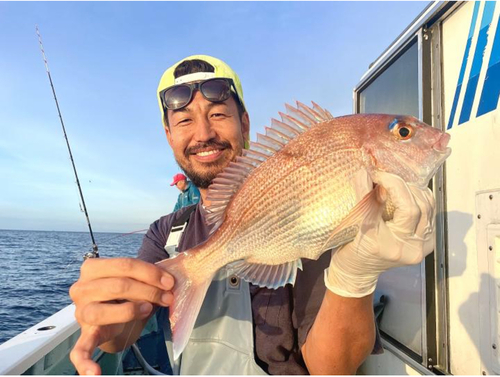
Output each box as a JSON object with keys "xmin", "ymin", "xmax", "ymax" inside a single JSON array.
[
  {"xmin": 399, "ymin": 127, "xmax": 410, "ymax": 138},
  {"xmin": 393, "ymin": 123, "xmax": 414, "ymax": 140}
]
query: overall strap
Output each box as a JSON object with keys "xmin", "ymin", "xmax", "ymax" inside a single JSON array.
[
  {"xmin": 164, "ymin": 205, "xmax": 197, "ymax": 257},
  {"xmin": 159, "ymin": 204, "xmax": 267, "ymax": 375}
]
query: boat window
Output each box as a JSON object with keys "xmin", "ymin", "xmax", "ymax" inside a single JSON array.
[
  {"xmin": 359, "ymin": 41, "xmax": 419, "ymax": 117},
  {"xmin": 357, "ymin": 38, "xmax": 425, "ymax": 358}
]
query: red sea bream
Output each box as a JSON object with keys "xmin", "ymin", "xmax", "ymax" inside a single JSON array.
[{"xmin": 157, "ymin": 102, "xmax": 452, "ymax": 359}]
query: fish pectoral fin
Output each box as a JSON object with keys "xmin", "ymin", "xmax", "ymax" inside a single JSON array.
[
  {"xmin": 321, "ymin": 185, "xmax": 384, "ymax": 251},
  {"xmin": 228, "ymin": 259, "xmax": 303, "ymax": 289}
]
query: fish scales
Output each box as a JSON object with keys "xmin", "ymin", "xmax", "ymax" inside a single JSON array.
[
  {"xmin": 157, "ymin": 103, "xmax": 452, "ymax": 360},
  {"xmin": 193, "ymin": 126, "xmax": 353, "ymax": 268},
  {"xmin": 204, "ymin": 120, "xmax": 367, "ymax": 266}
]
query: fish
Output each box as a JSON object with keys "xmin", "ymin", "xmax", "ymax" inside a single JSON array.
[{"xmin": 156, "ymin": 101, "xmax": 451, "ymax": 359}]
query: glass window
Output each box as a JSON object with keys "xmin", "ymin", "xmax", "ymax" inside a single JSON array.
[
  {"xmin": 358, "ymin": 39, "xmax": 425, "ymax": 357},
  {"xmin": 360, "ymin": 41, "xmax": 419, "ymax": 117}
]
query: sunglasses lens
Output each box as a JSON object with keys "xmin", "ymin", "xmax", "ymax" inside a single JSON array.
[
  {"xmin": 164, "ymin": 85, "xmax": 192, "ymax": 110},
  {"xmin": 201, "ymin": 79, "xmax": 231, "ymax": 102}
]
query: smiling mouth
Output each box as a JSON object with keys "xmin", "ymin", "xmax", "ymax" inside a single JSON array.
[
  {"xmin": 186, "ymin": 140, "xmax": 232, "ymax": 162},
  {"xmin": 189, "ymin": 147, "xmax": 226, "ymax": 163},
  {"xmin": 194, "ymin": 149, "xmax": 221, "ymax": 157}
]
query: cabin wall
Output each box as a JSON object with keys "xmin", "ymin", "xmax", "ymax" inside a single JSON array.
[
  {"xmin": 358, "ymin": 348, "xmax": 422, "ymax": 376},
  {"xmin": 442, "ymin": 1, "xmax": 500, "ymax": 374},
  {"xmin": 357, "ymin": 1, "xmax": 500, "ymax": 374}
]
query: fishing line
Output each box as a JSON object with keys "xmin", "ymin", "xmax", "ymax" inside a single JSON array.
[
  {"xmin": 60, "ymin": 229, "xmax": 146, "ymax": 276},
  {"xmin": 97, "ymin": 228, "xmax": 149, "ymax": 245},
  {"xmin": 114, "ymin": 285, "xmax": 161, "ymax": 376},
  {"xmin": 36, "ymin": 25, "xmax": 99, "ymax": 259}
]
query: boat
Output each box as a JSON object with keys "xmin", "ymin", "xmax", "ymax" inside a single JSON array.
[
  {"xmin": 2, "ymin": 1, "xmax": 499, "ymax": 374},
  {"xmin": 0, "ymin": 305, "xmax": 171, "ymax": 375}
]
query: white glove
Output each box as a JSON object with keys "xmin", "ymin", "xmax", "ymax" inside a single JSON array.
[{"xmin": 325, "ymin": 171, "xmax": 436, "ymax": 298}]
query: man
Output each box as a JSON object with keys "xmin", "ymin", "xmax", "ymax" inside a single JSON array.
[
  {"xmin": 170, "ymin": 173, "xmax": 200, "ymax": 212},
  {"xmin": 69, "ymin": 55, "xmax": 435, "ymax": 375}
]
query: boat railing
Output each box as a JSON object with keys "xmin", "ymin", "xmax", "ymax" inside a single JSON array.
[{"xmin": 0, "ymin": 304, "xmax": 80, "ymax": 375}]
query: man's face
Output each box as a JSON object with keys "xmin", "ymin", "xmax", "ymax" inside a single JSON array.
[
  {"xmin": 175, "ymin": 179, "xmax": 188, "ymax": 192},
  {"xmin": 165, "ymin": 89, "xmax": 249, "ymax": 189}
]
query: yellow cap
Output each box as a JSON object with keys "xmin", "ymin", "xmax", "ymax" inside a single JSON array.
[{"xmin": 157, "ymin": 55, "xmax": 245, "ymax": 129}]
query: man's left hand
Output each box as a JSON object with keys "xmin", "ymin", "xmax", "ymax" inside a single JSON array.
[{"xmin": 325, "ymin": 171, "xmax": 436, "ymax": 298}]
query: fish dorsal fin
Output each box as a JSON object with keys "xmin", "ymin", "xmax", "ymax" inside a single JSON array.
[
  {"xmin": 205, "ymin": 101, "xmax": 333, "ymax": 232},
  {"xmin": 228, "ymin": 259, "xmax": 303, "ymax": 289},
  {"xmin": 205, "ymin": 161, "xmax": 250, "ymax": 232}
]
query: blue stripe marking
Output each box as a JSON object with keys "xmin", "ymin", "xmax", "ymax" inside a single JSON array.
[
  {"xmin": 459, "ymin": 1, "xmax": 496, "ymax": 125},
  {"xmin": 447, "ymin": 1, "xmax": 481, "ymax": 130},
  {"xmin": 388, "ymin": 118, "xmax": 399, "ymax": 130},
  {"xmin": 477, "ymin": 14, "xmax": 500, "ymax": 117}
]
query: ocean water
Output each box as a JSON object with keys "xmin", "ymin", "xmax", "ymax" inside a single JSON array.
[{"xmin": 0, "ymin": 229, "xmax": 145, "ymax": 345}]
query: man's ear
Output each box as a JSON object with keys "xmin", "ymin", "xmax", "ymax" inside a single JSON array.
[
  {"xmin": 241, "ymin": 112, "xmax": 250, "ymax": 147},
  {"xmin": 165, "ymin": 125, "xmax": 173, "ymax": 147}
]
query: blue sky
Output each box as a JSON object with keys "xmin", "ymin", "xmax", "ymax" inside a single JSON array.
[{"xmin": 0, "ymin": 1, "xmax": 427, "ymax": 233}]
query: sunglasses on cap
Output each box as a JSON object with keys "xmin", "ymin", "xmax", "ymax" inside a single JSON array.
[{"xmin": 160, "ymin": 78, "xmax": 239, "ymax": 111}]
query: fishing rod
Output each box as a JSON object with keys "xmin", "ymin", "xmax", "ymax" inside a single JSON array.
[{"xmin": 36, "ymin": 25, "xmax": 99, "ymax": 259}]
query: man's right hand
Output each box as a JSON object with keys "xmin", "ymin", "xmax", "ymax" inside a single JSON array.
[{"xmin": 69, "ymin": 258, "xmax": 174, "ymax": 375}]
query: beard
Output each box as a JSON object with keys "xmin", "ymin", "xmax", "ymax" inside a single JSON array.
[
  {"xmin": 175, "ymin": 140, "xmax": 242, "ymax": 189},
  {"xmin": 180, "ymin": 161, "xmax": 226, "ymax": 189}
]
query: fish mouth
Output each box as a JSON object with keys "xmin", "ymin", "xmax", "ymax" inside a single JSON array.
[
  {"xmin": 414, "ymin": 146, "xmax": 452, "ymax": 188},
  {"xmin": 432, "ymin": 133, "xmax": 451, "ymax": 153},
  {"xmin": 411, "ymin": 133, "xmax": 451, "ymax": 188}
]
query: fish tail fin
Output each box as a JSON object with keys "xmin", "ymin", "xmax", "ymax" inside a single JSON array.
[{"xmin": 156, "ymin": 253, "xmax": 214, "ymax": 360}]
